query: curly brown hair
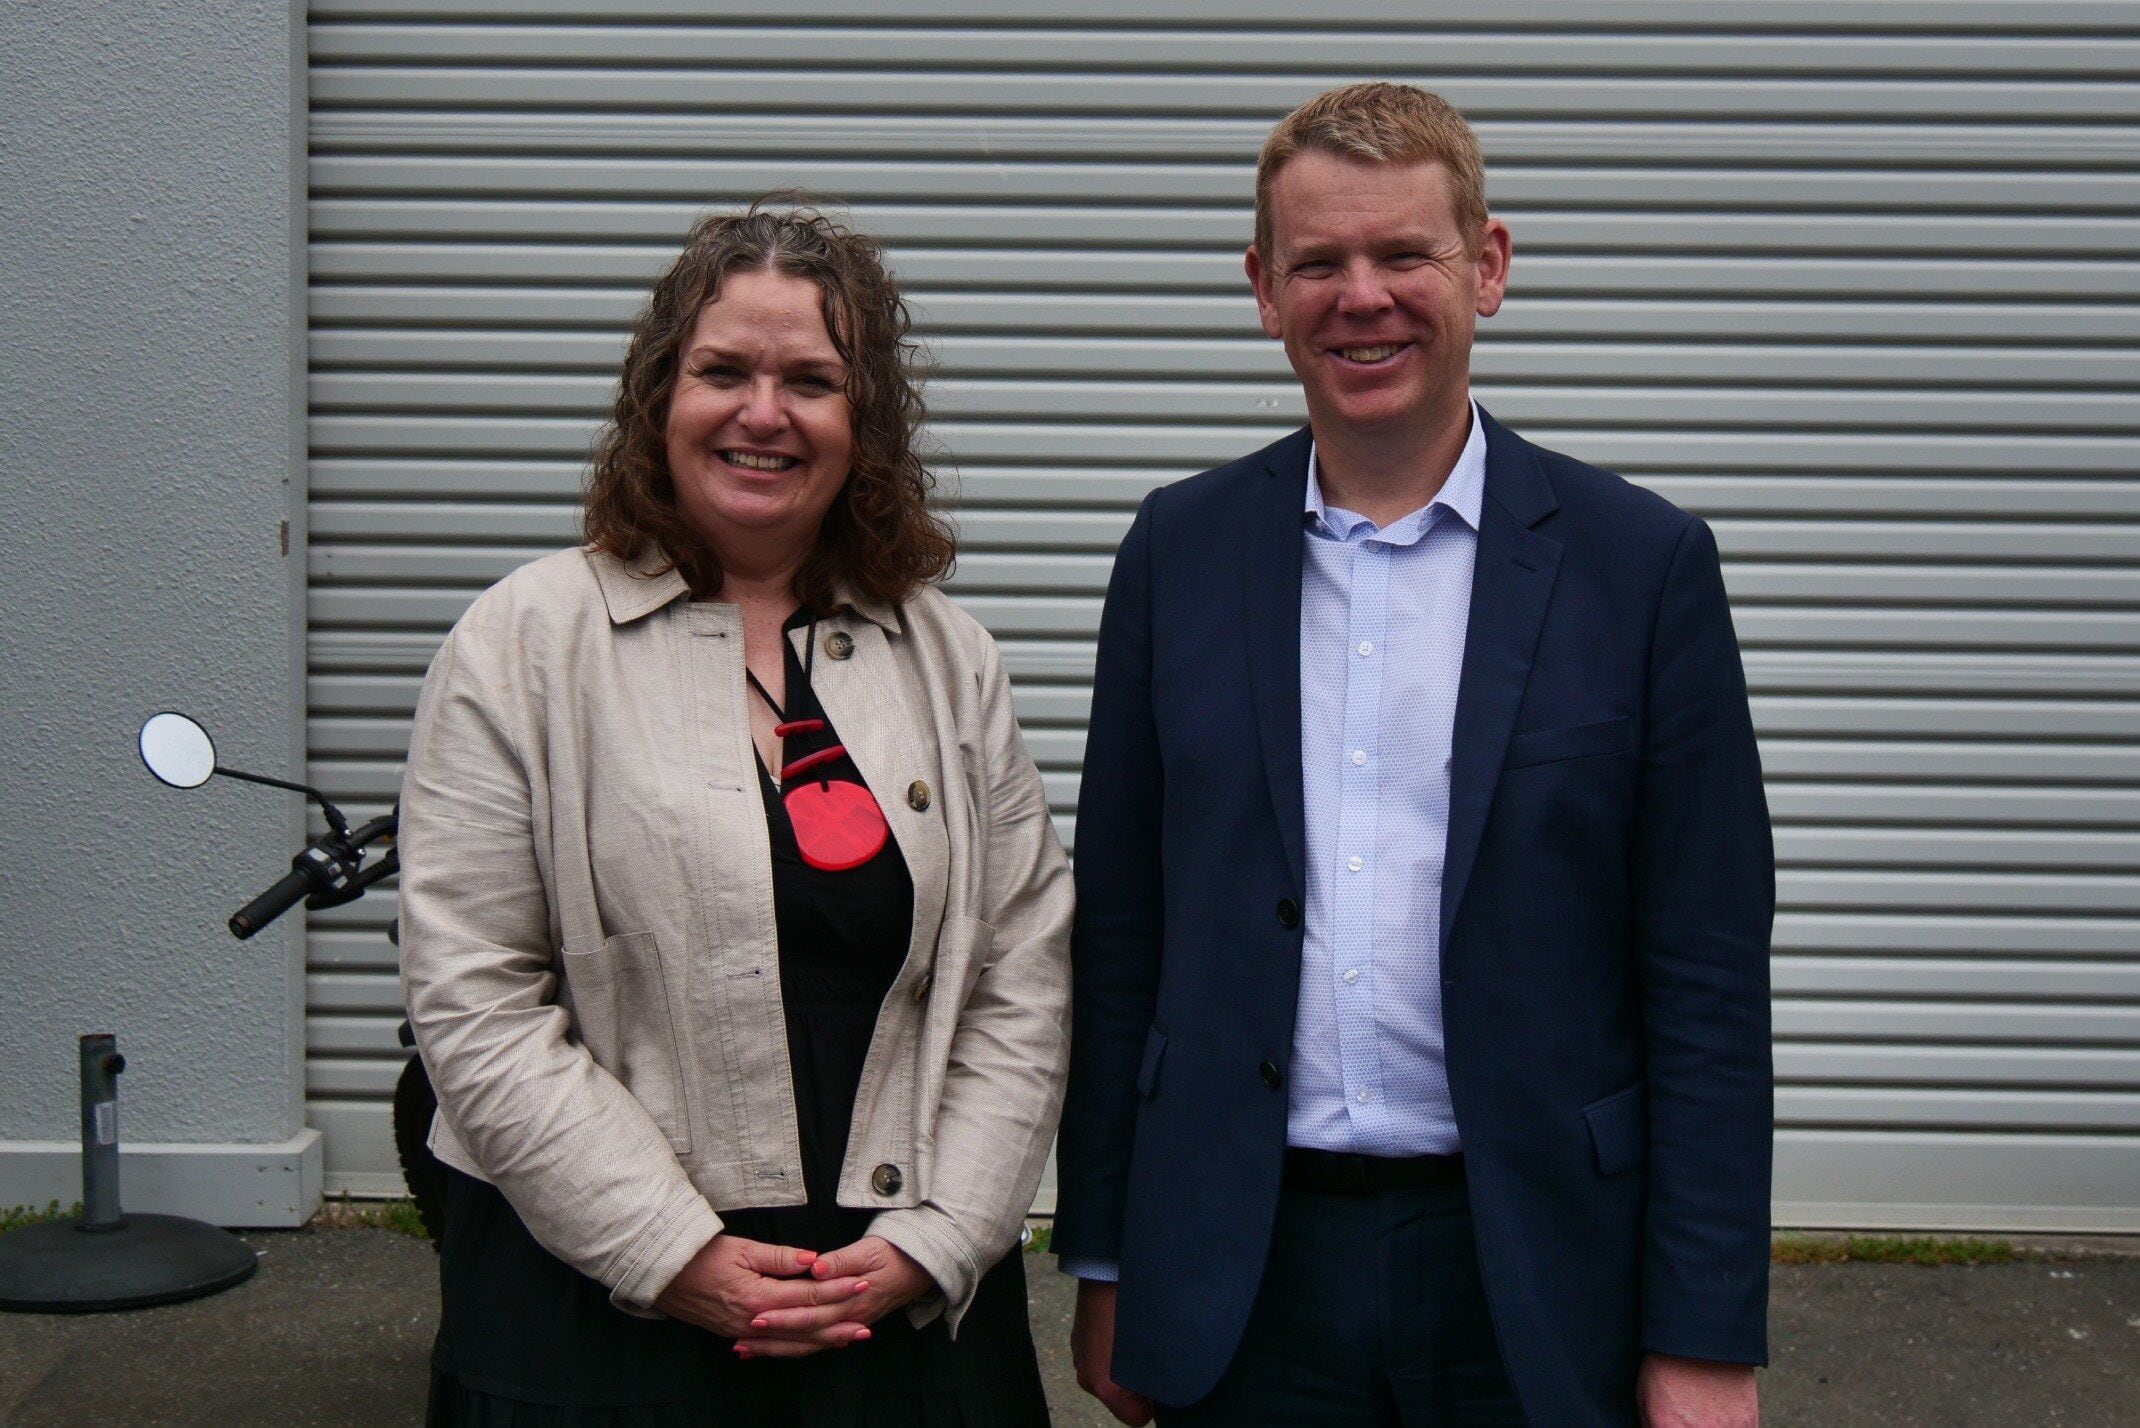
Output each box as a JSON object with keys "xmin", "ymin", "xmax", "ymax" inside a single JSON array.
[{"xmin": 583, "ymin": 198, "xmax": 954, "ymax": 609}]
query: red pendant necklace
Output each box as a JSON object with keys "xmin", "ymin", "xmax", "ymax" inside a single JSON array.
[{"xmin": 747, "ymin": 619, "xmax": 890, "ymax": 873}]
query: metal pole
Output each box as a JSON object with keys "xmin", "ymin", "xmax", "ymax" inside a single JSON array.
[
  {"xmin": 78, "ymin": 1033, "xmax": 125, "ymax": 1231},
  {"xmin": 1, "ymin": 1033, "xmax": 257, "ymax": 1312}
]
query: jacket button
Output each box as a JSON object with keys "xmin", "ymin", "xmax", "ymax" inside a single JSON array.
[
  {"xmin": 912, "ymin": 971, "xmax": 933, "ymax": 1004},
  {"xmin": 1276, "ymin": 898, "xmax": 1300, "ymax": 929},
  {"xmin": 872, "ymin": 1163, "xmax": 903, "ymax": 1196},
  {"xmin": 825, "ymin": 630, "xmax": 855, "ymax": 660},
  {"xmin": 907, "ymin": 780, "xmax": 931, "ymax": 812},
  {"xmin": 1259, "ymin": 1061, "xmax": 1283, "ymax": 1090}
]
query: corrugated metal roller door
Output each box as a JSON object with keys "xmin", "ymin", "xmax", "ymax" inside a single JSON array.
[{"xmin": 305, "ymin": 1, "xmax": 2140, "ymax": 1227}]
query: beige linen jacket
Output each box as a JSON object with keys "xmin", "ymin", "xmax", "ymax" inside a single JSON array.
[{"xmin": 397, "ymin": 547, "xmax": 1072, "ymax": 1330}]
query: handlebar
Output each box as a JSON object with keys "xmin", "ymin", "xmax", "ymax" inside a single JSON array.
[
  {"xmin": 225, "ymin": 801, "xmax": 399, "ymax": 940},
  {"xmin": 230, "ymin": 867, "xmax": 319, "ymax": 940}
]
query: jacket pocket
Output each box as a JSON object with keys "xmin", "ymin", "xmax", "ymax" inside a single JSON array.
[
  {"xmin": 562, "ymin": 931, "xmax": 693, "ymax": 1155},
  {"xmin": 1504, "ymin": 714, "xmax": 1633, "ymax": 771},
  {"xmin": 1136, "ymin": 1025, "xmax": 1169, "ymax": 1099},
  {"xmin": 1582, "ymin": 1081, "xmax": 1647, "ymax": 1177}
]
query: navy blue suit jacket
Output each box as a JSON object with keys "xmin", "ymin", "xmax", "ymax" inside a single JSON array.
[{"xmin": 1053, "ymin": 411, "xmax": 1775, "ymax": 1421}]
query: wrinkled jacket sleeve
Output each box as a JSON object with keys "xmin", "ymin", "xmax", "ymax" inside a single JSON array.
[
  {"xmin": 398, "ymin": 617, "xmax": 723, "ymax": 1315},
  {"xmin": 1050, "ymin": 490, "xmax": 1164, "ymax": 1264},
  {"xmin": 870, "ymin": 628, "xmax": 1074, "ymax": 1333},
  {"xmin": 1634, "ymin": 517, "xmax": 1776, "ymax": 1364}
]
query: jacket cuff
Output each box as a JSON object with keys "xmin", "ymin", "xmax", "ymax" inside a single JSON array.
[
  {"xmin": 870, "ymin": 1206, "xmax": 984, "ymax": 1335},
  {"xmin": 607, "ymin": 1191, "xmax": 725, "ymax": 1319},
  {"xmin": 1641, "ymin": 1291, "xmax": 1768, "ymax": 1367}
]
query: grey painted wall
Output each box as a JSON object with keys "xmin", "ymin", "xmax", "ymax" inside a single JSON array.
[{"xmin": 0, "ymin": 2, "xmax": 306, "ymax": 1150}]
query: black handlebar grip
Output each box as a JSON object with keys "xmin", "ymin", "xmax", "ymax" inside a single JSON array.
[{"xmin": 230, "ymin": 868, "xmax": 317, "ymax": 940}]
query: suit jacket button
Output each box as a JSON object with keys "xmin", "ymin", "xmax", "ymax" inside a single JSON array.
[
  {"xmin": 907, "ymin": 780, "xmax": 932, "ymax": 812},
  {"xmin": 1259, "ymin": 1061, "xmax": 1284, "ymax": 1090},
  {"xmin": 872, "ymin": 1163, "xmax": 903, "ymax": 1196},
  {"xmin": 1276, "ymin": 898, "xmax": 1300, "ymax": 929},
  {"xmin": 825, "ymin": 630, "xmax": 855, "ymax": 660}
]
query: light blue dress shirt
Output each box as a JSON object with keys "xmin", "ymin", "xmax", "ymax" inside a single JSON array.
[
  {"xmin": 1288, "ymin": 402, "xmax": 1484, "ymax": 1155},
  {"xmin": 1062, "ymin": 405, "xmax": 1487, "ymax": 1280}
]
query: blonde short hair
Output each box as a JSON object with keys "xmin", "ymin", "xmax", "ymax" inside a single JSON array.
[{"xmin": 1254, "ymin": 82, "xmax": 1489, "ymax": 261}]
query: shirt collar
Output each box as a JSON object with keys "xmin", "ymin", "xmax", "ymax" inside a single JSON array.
[{"xmin": 1304, "ymin": 399, "xmax": 1488, "ymax": 545}]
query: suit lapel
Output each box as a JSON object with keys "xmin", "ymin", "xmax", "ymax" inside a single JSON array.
[
  {"xmin": 1441, "ymin": 412, "xmax": 1563, "ymax": 948},
  {"xmin": 1242, "ymin": 428, "xmax": 1313, "ymax": 893}
]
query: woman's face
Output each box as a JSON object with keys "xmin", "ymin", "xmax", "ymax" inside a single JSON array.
[{"xmin": 666, "ymin": 268, "xmax": 855, "ymax": 563}]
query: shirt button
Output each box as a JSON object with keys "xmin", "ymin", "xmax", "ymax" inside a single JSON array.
[
  {"xmin": 1343, "ymin": 968, "xmax": 1360, "ymax": 984},
  {"xmin": 825, "ymin": 630, "xmax": 855, "ymax": 661},
  {"xmin": 907, "ymin": 780, "xmax": 932, "ymax": 812},
  {"xmin": 1356, "ymin": 640, "xmax": 1373, "ymax": 657},
  {"xmin": 1351, "ymin": 750, "xmax": 1368, "ymax": 766},
  {"xmin": 1259, "ymin": 1061, "xmax": 1284, "ymax": 1090},
  {"xmin": 1356, "ymin": 1089, "xmax": 1371, "ymax": 1104},
  {"xmin": 1347, "ymin": 855, "xmax": 1363, "ymax": 873},
  {"xmin": 1276, "ymin": 898, "xmax": 1300, "ymax": 929},
  {"xmin": 871, "ymin": 1163, "xmax": 903, "ymax": 1196}
]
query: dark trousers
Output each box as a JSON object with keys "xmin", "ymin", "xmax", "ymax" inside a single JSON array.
[{"xmin": 1159, "ymin": 1177, "xmax": 1525, "ymax": 1427}]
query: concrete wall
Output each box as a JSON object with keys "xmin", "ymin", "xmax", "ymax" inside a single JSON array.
[{"xmin": 0, "ymin": 0, "xmax": 317, "ymax": 1222}]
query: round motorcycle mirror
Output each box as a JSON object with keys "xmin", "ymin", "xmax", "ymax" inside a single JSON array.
[{"xmin": 139, "ymin": 711, "xmax": 217, "ymax": 789}]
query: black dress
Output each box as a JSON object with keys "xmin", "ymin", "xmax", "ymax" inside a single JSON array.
[{"xmin": 425, "ymin": 619, "xmax": 1050, "ymax": 1426}]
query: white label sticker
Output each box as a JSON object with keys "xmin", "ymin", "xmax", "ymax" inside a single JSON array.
[{"xmin": 94, "ymin": 1101, "xmax": 117, "ymax": 1145}]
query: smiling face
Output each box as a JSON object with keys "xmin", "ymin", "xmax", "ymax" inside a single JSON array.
[
  {"xmin": 1246, "ymin": 151, "xmax": 1509, "ymax": 453},
  {"xmin": 665, "ymin": 267, "xmax": 855, "ymax": 566}
]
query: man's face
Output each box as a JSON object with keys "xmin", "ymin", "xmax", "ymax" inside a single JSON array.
[{"xmin": 1247, "ymin": 152, "xmax": 1509, "ymax": 445}]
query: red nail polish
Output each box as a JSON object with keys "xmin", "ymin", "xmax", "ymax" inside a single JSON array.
[
  {"xmin": 750, "ymin": 1318, "xmax": 768, "ymax": 1330},
  {"xmin": 734, "ymin": 1346, "xmax": 752, "ymax": 1360},
  {"xmin": 854, "ymin": 1280, "xmax": 869, "ymax": 1293},
  {"xmin": 854, "ymin": 1328, "xmax": 871, "ymax": 1342}
]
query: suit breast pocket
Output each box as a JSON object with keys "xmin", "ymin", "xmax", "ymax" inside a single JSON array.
[{"xmin": 1504, "ymin": 714, "xmax": 1633, "ymax": 771}]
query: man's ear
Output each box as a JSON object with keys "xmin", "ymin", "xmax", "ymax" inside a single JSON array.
[
  {"xmin": 1474, "ymin": 218, "xmax": 1513, "ymax": 319},
  {"xmin": 1244, "ymin": 244, "xmax": 1284, "ymax": 340}
]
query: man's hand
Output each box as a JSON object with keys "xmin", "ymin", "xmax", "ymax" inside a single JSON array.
[
  {"xmin": 1073, "ymin": 1280, "xmax": 1156, "ymax": 1426},
  {"xmin": 1638, "ymin": 1352, "xmax": 1758, "ymax": 1427},
  {"xmin": 653, "ymin": 1233, "xmax": 870, "ymax": 1358}
]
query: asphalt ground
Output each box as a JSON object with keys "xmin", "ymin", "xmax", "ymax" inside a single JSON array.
[{"xmin": 1, "ymin": 1226, "xmax": 2135, "ymax": 1426}]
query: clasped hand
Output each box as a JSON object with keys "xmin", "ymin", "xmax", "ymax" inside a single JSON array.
[{"xmin": 654, "ymin": 1232, "xmax": 934, "ymax": 1359}]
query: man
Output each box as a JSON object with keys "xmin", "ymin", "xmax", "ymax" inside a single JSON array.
[{"xmin": 1053, "ymin": 83, "xmax": 1773, "ymax": 1426}]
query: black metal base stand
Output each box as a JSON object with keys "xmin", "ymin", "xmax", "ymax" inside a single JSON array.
[
  {"xmin": 0, "ymin": 1034, "xmax": 260, "ymax": 1314},
  {"xmin": 0, "ymin": 1213, "xmax": 257, "ymax": 1313}
]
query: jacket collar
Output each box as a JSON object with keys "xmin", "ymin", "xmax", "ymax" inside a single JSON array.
[
  {"xmin": 1474, "ymin": 404, "xmax": 1558, "ymax": 529},
  {"xmin": 586, "ymin": 544, "xmax": 901, "ymax": 632},
  {"xmin": 590, "ymin": 545, "xmax": 690, "ymax": 624}
]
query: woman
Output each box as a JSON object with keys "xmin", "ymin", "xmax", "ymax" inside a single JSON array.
[{"xmin": 398, "ymin": 202, "xmax": 1072, "ymax": 1424}]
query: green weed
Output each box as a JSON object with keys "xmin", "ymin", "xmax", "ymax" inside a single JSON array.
[
  {"xmin": 312, "ymin": 1195, "xmax": 429, "ymax": 1239},
  {"xmin": 1773, "ymin": 1233, "xmax": 2017, "ymax": 1266},
  {"xmin": 0, "ymin": 1200, "xmax": 81, "ymax": 1235}
]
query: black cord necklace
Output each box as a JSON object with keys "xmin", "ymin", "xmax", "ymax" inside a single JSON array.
[{"xmin": 745, "ymin": 616, "xmax": 889, "ymax": 872}]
